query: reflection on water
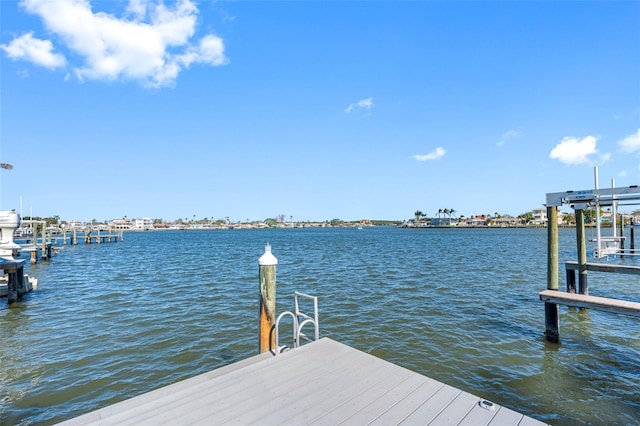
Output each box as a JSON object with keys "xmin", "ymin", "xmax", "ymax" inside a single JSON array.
[{"xmin": 1, "ymin": 227, "xmax": 639, "ymax": 425}]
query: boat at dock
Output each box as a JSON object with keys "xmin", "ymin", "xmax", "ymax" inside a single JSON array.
[{"xmin": 0, "ymin": 210, "xmax": 23, "ymax": 259}]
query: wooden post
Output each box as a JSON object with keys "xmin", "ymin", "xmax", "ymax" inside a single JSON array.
[
  {"xmin": 620, "ymin": 214, "xmax": 625, "ymax": 259},
  {"xmin": 5, "ymin": 261, "xmax": 25, "ymax": 304},
  {"xmin": 631, "ymin": 227, "xmax": 635, "ymax": 253},
  {"xmin": 545, "ymin": 206, "xmax": 559, "ymax": 343},
  {"xmin": 7, "ymin": 270, "xmax": 18, "ymax": 303},
  {"xmin": 258, "ymin": 244, "xmax": 277, "ymax": 354},
  {"xmin": 17, "ymin": 264, "xmax": 25, "ymax": 296},
  {"xmin": 575, "ymin": 209, "xmax": 588, "ymax": 295},
  {"xmin": 41, "ymin": 223, "xmax": 47, "ymax": 260},
  {"xmin": 566, "ymin": 267, "xmax": 576, "ymax": 293}
]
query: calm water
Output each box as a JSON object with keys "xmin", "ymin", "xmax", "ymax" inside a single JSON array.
[{"xmin": 1, "ymin": 227, "xmax": 639, "ymax": 425}]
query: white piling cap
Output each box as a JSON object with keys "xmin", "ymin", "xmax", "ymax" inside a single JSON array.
[{"xmin": 258, "ymin": 243, "xmax": 278, "ymax": 266}]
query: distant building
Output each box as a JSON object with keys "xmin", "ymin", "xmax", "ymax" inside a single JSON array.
[
  {"xmin": 463, "ymin": 216, "xmax": 485, "ymax": 226},
  {"xmin": 493, "ymin": 217, "xmax": 519, "ymax": 227},
  {"xmin": 132, "ymin": 217, "xmax": 154, "ymax": 230},
  {"xmin": 532, "ymin": 208, "xmax": 547, "ymax": 225},
  {"xmin": 430, "ymin": 217, "xmax": 456, "ymax": 227},
  {"xmin": 109, "ymin": 219, "xmax": 132, "ymax": 229}
]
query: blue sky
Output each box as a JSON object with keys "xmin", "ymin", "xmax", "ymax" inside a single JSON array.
[{"xmin": 1, "ymin": 0, "xmax": 639, "ymax": 223}]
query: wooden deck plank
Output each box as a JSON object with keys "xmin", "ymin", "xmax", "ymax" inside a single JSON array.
[
  {"xmin": 518, "ymin": 414, "xmax": 550, "ymax": 426},
  {"xmin": 335, "ymin": 373, "xmax": 429, "ymax": 424},
  {"xmin": 188, "ymin": 346, "xmax": 374, "ymax": 424},
  {"xmin": 57, "ymin": 338, "xmax": 546, "ymax": 426},
  {"xmin": 108, "ymin": 340, "xmax": 360, "ymax": 425},
  {"xmin": 95, "ymin": 351, "xmax": 273, "ymax": 420},
  {"xmin": 456, "ymin": 399, "xmax": 500, "ymax": 425},
  {"xmin": 565, "ymin": 261, "xmax": 640, "ymax": 275},
  {"xmin": 308, "ymin": 369, "xmax": 415, "ymax": 425},
  {"xmin": 250, "ymin": 351, "xmax": 389, "ymax": 424},
  {"xmin": 430, "ymin": 391, "xmax": 479, "ymax": 425},
  {"xmin": 399, "ymin": 383, "xmax": 462, "ymax": 424},
  {"xmin": 125, "ymin": 346, "xmax": 340, "ymax": 425},
  {"xmin": 64, "ymin": 349, "xmax": 312, "ymax": 425},
  {"xmin": 488, "ymin": 406, "xmax": 531, "ymax": 426},
  {"xmin": 368, "ymin": 379, "xmax": 445, "ymax": 425},
  {"xmin": 539, "ymin": 289, "xmax": 640, "ymax": 317}
]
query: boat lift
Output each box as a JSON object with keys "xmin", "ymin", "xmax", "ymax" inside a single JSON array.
[{"xmin": 546, "ymin": 167, "xmax": 640, "ymax": 259}]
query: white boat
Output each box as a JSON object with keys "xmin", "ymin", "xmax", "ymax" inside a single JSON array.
[{"xmin": 0, "ymin": 210, "xmax": 22, "ymax": 258}]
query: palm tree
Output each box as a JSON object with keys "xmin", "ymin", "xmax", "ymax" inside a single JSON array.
[
  {"xmin": 449, "ymin": 209, "xmax": 456, "ymax": 219},
  {"xmin": 437, "ymin": 208, "xmax": 443, "ymax": 219},
  {"xmin": 442, "ymin": 208, "xmax": 450, "ymax": 224},
  {"xmin": 414, "ymin": 210, "xmax": 424, "ymax": 222}
]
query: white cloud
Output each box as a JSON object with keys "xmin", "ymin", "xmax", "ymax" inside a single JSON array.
[
  {"xmin": 549, "ymin": 135, "xmax": 598, "ymax": 165},
  {"xmin": 599, "ymin": 152, "xmax": 612, "ymax": 163},
  {"xmin": 3, "ymin": 0, "xmax": 227, "ymax": 87},
  {"xmin": 497, "ymin": 129, "xmax": 519, "ymax": 147},
  {"xmin": 618, "ymin": 128, "xmax": 640, "ymax": 152},
  {"xmin": 345, "ymin": 97, "xmax": 373, "ymax": 113},
  {"xmin": 414, "ymin": 147, "xmax": 446, "ymax": 161},
  {"xmin": 0, "ymin": 32, "xmax": 66, "ymax": 69},
  {"xmin": 126, "ymin": 0, "xmax": 148, "ymax": 20}
]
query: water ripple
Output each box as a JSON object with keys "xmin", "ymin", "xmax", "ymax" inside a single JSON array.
[{"xmin": 1, "ymin": 227, "xmax": 639, "ymax": 425}]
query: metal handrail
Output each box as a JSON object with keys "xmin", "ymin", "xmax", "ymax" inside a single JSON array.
[
  {"xmin": 295, "ymin": 291, "xmax": 319, "ymax": 343},
  {"xmin": 274, "ymin": 311, "xmax": 298, "ymax": 354},
  {"xmin": 274, "ymin": 292, "xmax": 319, "ymax": 355}
]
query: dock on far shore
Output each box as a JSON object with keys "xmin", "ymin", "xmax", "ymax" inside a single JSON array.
[{"xmin": 58, "ymin": 338, "xmax": 547, "ymax": 426}]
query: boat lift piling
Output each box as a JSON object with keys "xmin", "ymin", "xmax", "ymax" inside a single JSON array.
[
  {"xmin": 542, "ymin": 168, "xmax": 640, "ymax": 342},
  {"xmin": 258, "ymin": 244, "xmax": 277, "ymax": 354},
  {"xmin": 545, "ymin": 206, "xmax": 559, "ymax": 342},
  {"xmin": 575, "ymin": 207, "xmax": 588, "ymax": 296}
]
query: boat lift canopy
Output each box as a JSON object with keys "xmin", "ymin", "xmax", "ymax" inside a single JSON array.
[
  {"xmin": 546, "ymin": 185, "xmax": 640, "ymax": 209},
  {"xmin": 546, "ymin": 168, "xmax": 640, "ymax": 259}
]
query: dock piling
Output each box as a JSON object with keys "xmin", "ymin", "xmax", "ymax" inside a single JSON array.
[
  {"xmin": 620, "ymin": 215, "xmax": 625, "ymax": 259},
  {"xmin": 543, "ymin": 174, "xmax": 640, "ymax": 342},
  {"xmin": 545, "ymin": 206, "xmax": 559, "ymax": 343},
  {"xmin": 258, "ymin": 244, "xmax": 278, "ymax": 354},
  {"xmin": 575, "ymin": 208, "xmax": 588, "ymax": 295},
  {"xmin": 3, "ymin": 259, "xmax": 26, "ymax": 305}
]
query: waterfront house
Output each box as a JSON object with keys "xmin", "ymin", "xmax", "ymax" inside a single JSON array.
[
  {"xmin": 532, "ymin": 208, "xmax": 547, "ymax": 225},
  {"xmin": 132, "ymin": 217, "xmax": 154, "ymax": 230},
  {"xmin": 108, "ymin": 219, "xmax": 132, "ymax": 230}
]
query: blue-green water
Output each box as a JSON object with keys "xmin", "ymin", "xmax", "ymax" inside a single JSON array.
[{"xmin": 1, "ymin": 227, "xmax": 639, "ymax": 425}]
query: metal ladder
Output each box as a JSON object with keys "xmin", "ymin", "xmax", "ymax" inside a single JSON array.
[{"xmin": 274, "ymin": 292, "xmax": 319, "ymax": 355}]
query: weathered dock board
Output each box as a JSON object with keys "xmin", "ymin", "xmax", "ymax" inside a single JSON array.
[
  {"xmin": 565, "ymin": 261, "xmax": 640, "ymax": 276},
  {"xmin": 58, "ymin": 338, "xmax": 546, "ymax": 425},
  {"xmin": 540, "ymin": 289, "xmax": 640, "ymax": 317}
]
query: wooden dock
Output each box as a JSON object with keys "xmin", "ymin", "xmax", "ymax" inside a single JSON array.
[
  {"xmin": 540, "ymin": 289, "xmax": 640, "ymax": 316},
  {"xmin": 0, "ymin": 257, "xmax": 37, "ymax": 302},
  {"xmin": 539, "ymin": 260, "xmax": 640, "ymax": 317},
  {"xmin": 565, "ymin": 260, "xmax": 640, "ymax": 276},
  {"xmin": 58, "ymin": 338, "xmax": 546, "ymax": 425}
]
